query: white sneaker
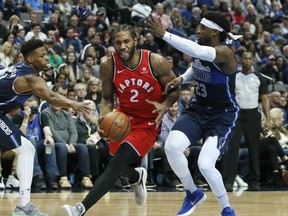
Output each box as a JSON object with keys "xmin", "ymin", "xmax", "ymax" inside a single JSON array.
[
  {"xmin": 131, "ymin": 167, "xmax": 147, "ymax": 206},
  {"xmin": 12, "ymin": 202, "xmax": 48, "ymax": 216},
  {"xmin": 0, "ymin": 176, "xmax": 5, "ymax": 189},
  {"xmin": 233, "ymin": 181, "xmax": 238, "ymax": 188},
  {"xmin": 61, "ymin": 202, "xmax": 85, "ymax": 216},
  {"xmin": 6, "ymin": 175, "xmax": 19, "ymax": 188},
  {"xmin": 235, "ymin": 175, "xmax": 248, "ymax": 187}
]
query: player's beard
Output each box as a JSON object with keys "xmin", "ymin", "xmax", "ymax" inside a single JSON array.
[
  {"xmin": 198, "ymin": 36, "xmax": 211, "ymax": 46},
  {"xmin": 119, "ymin": 45, "xmax": 136, "ymax": 63}
]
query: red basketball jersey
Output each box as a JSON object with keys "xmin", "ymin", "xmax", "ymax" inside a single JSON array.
[{"xmin": 112, "ymin": 49, "xmax": 165, "ymax": 122}]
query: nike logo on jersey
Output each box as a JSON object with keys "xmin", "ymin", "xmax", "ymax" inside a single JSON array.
[
  {"xmin": 148, "ymin": 122, "xmax": 156, "ymax": 126},
  {"xmin": 117, "ymin": 69, "xmax": 125, "ymax": 74}
]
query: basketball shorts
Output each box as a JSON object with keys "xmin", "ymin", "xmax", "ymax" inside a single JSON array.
[
  {"xmin": 172, "ymin": 104, "xmax": 239, "ymax": 154},
  {"xmin": 0, "ymin": 114, "xmax": 24, "ymax": 151},
  {"xmin": 109, "ymin": 121, "xmax": 159, "ymax": 159}
]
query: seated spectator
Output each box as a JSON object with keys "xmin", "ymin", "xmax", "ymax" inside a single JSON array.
[
  {"xmin": 74, "ymin": 83, "xmax": 87, "ymax": 102},
  {"xmin": 131, "ymin": 0, "xmax": 152, "ymax": 24},
  {"xmin": 77, "ymin": 67, "xmax": 93, "ymax": 84},
  {"xmin": 25, "ymin": 22, "xmax": 47, "ymax": 42},
  {"xmin": 58, "ymin": 0, "xmax": 72, "ymax": 16},
  {"xmin": 0, "ymin": 41, "xmax": 13, "ymax": 67},
  {"xmin": 42, "ymin": 103, "xmax": 93, "ymax": 189},
  {"xmin": 65, "ymin": 50, "xmax": 81, "ymax": 88},
  {"xmin": 85, "ymin": 77, "xmax": 102, "ymax": 114},
  {"xmin": 62, "ymin": 27, "xmax": 83, "ymax": 56},
  {"xmin": 44, "ymin": 38, "xmax": 63, "ymax": 71},
  {"xmin": 74, "ymin": 100, "xmax": 110, "ymax": 182},
  {"xmin": 12, "ymin": 96, "xmax": 59, "ymax": 190},
  {"xmin": 140, "ymin": 33, "xmax": 161, "ymax": 54}
]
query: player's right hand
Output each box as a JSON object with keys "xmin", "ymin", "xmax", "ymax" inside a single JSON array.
[
  {"xmin": 72, "ymin": 101, "xmax": 92, "ymax": 115},
  {"xmin": 164, "ymin": 76, "xmax": 183, "ymax": 94},
  {"xmin": 96, "ymin": 116, "xmax": 110, "ymax": 141}
]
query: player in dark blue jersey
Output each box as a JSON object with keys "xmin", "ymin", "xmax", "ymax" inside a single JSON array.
[
  {"xmin": 0, "ymin": 39, "xmax": 91, "ymax": 216},
  {"xmin": 146, "ymin": 11, "xmax": 238, "ymax": 216}
]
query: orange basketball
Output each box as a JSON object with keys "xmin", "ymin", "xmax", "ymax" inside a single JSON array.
[{"xmin": 99, "ymin": 111, "xmax": 131, "ymax": 142}]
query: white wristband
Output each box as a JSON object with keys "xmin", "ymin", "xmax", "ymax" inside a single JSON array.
[
  {"xmin": 180, "ymin": 66, "xmax": 194, "ymax": 83},
  {"xmin": 162, "ymin": 31, "xmax": 216, "ymax": 62}
]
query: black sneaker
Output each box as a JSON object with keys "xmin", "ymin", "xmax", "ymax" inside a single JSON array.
[{"xmin": 32, "ymin": 174, "xmax": 46, "ymax": 190}]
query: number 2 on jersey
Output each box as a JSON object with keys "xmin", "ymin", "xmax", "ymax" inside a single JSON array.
[{"xmin": 130, "ymin": 89, "xmax": 139, "ymax": 102}]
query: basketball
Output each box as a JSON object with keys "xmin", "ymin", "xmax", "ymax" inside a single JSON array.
[{"xmin": 99, "ymin": 111, "xmax": 131, "ymax": 142}]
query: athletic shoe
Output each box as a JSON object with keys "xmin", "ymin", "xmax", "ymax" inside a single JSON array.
[
  {"xmin": 221, "ymin": 207, "xmax": 235, "ymax": 216},
  {"xmin": 0, "ymin": 176, "xmax": 5, "ymax": 189},
  {"xmin": 12, "ymin": 202, "xmax": 48, "ymax": 216},
  {"xmin": 177, "ymin": 189, "xmax": 207, "ymax": 216},
  {"xmin": 6, "ymin": 175, "xmax": 19, "ymax": 188},
  {"xmin": 131, "ymin": 167, "xmax": 147, "ymax": 205},
  {"xmin": 61, "ymin": 202, "xmax": 85, "ymax": 216},
  {"xmin": 235, "ymin": 175, "xmax": 248, "ymax": 187}
]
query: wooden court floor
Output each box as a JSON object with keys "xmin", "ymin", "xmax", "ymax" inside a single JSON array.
[{"xmin": 0, "ymin": 189, "xmax": 287, "ymax": 216}]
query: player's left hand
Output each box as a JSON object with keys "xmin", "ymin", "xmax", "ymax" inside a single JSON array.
[{"xmin": 146, "ymin": 99, "xmax": 168, "ymax": 128}]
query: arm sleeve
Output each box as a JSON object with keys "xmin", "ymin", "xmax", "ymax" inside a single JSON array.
[
  {"xmin": 163, "ymin": 31, "xmax": 216, "ymax": 62},
  {"xmin": 180, "ymin": 66, "xmax": 194, "ymax": 83}
]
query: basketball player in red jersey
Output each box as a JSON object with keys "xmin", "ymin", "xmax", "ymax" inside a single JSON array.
[{"xmin": 62, "ymin": 24, "xmax": 179, "ymax": 216}]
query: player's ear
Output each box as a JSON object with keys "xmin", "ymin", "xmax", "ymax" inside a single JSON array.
[{"xmin": 26, "ymin": 55, "xmax": 33, "ymax": 63}]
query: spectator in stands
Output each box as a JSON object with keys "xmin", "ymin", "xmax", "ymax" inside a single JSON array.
[
  {"xmin": 43, "ymin": 0, "xmax": 59, "ymax": 15},
  {"xmin": 259, "ymin": 55, "xmax": 280, "ymax": 83},
  {"xmin": 81, "ymin": 54, "xmax": 99, "ymax": 78},
  {"xmin": 81, "ymin": 15, "xmax": 96, "ymax": 41},
  {"xmin": 178, "ymin": 53, "xmax": 192, "ymax": 75},
  {"xmin": 62, "ymin": 27, "xmax": 83, "ymax": 56},
  {"xmin": 171, "ymin": 18, "xmax": 187, "ymax": 38},
  {"xmin": 23, "ymin": 11, "xmax": 39, "ymax": 33},
  {"xmin": 25, "ymin": 22, "xmax": 47, "ymax": 42},
  {"xmin": 178, "ymin": 88, "xmax": 192, "ymax": 114},
  {"xmin": 78, "ymin": 67, "xmax": 93, "ymax": 84},
  {"xmin": 8, "ymin": 15, "xmax": 24, "ymax": 36},
  {"xmin": 232, "ymin": 6, "xmax": 246, "ymax": 26},
  {"xmin": 131, "ymin": 0, "xmax": 152, "ymax": 24},
  {"xmin": 100, "ymin": 46, "xmax": 115, "ymax": 63},
  {"xmin": 65, "ymin": 51, "xmax": 81, "ymax": 88},
  {"xmin": 58, "ymin": 0, "xmax": 72, "ymax": 16},
  {"xmin": 25, "ymin": 0, "xmax": 43, "ymax": 13},
  {"xmin": 44, "ymin": 12, "xmax": 66, "ymax": 40},
  {"xmin": 1, "ymin": 0, "xmax": 20, "ymax": 21},
  {"xmin": 95, "ymin": 10, "xmax": 108, "ymax": 33},
  {"xmin": 86, "ymin": 0, "xmax": 98, "ymax": 16},
  {"xmin": 14, "ymin": 28, "xmax": 26, "ymax": 46},
  {"xmin": 85, "ymin": 77, "xmax": 102, "ymax": 114},
  {"xmin": 153, "ymin": 3, "xmax": 173, "ymax": 31},
  {"xmin": 270, "ymin": 2, "xmax": 284, "ymax": 22},
  {"xmin": 12, "ymin": 96, "xmax": 59, "ymax": 190},
  {"xmin": 117, "ymin": 0, "xmax": 137, "ymax": 24},
  {"xmin": 72, "ymin": 0, "xmax": 89, "ymax": 22},
  {"xmin": 245, "ymin": 4, "xmax": 258, "ymax": 25},
  {"xmin": 81, "ymin": 33, "xmax": 105, "ymax": 66},
  {"xmin": 42, "ymin": 103, "xmax": 93, "ymax": 189},
  {"xmin": 0, "ymin": 12, "xmax": 8, "ymax": 44},
  {"xmin": 270, "ymin": 91, "xmax": 281, "ymax": 109},
  {"xmin": 140, "ymin": 32, "xmax": 160, "ymax": 54},
  {"xmin": 65, "ymin": 14, "xmax": 83, "ymax": 42},
  {"xmin": 0, "ymin": 41, "xmax": 13, "ymax": 67},
  {"xmin": 74, "ymin": 99, "xmax": 109, "ymax": 182},
  {"xmin": 41, "ymin": 66, "xmax": 55, "ymax": 88},
  {"xmin": 44, "ymin": 38, "xmax": 63, "ymax": 71},
  {"xmin": 270, "ymin": 23, "xmax": 285, "ymax": 43},
  {"xmin": 74, "ymin": 83, "xmax": 87, "ymax": 102}
]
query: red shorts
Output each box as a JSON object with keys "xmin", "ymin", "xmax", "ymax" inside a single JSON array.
[{"xmin": 109, "ymin": 121, "xmax": 159, "ymax": 159}]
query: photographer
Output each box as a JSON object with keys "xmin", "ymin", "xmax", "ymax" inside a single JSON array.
[{"xmin": 11, "ymin": 95, "xmax": 59, "ymax": 190}]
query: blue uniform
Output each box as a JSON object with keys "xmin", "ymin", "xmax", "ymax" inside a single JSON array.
[
  {"xmin": 172, "ymin": 57, "xmax": 239, "ymax": 154},
  {"xmin": 0, "ymin": 63, "xmax": 35, "ymax": 151}
]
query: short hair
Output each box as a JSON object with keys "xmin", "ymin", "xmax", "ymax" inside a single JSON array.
[
  {"xmin": 51, "ymin": 83, "xmax": 68, "ymax": 92},
  {"xmin": 112, "ymin": 24, "xmax": 137, "ymax": 39},
  {"xmin": 204, "ymin": 11, "xmax": 231, "ymax": 43},
  {"xmin": 20, "ymin": 39, "xmax": 44, "ymax": 57}
]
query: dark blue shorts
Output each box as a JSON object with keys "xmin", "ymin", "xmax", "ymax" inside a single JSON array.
[
  {"xmin": 0, "ymin": 114, "xmax": 24, "ymax": 151},
  {"xmin": 172, "ymin": 105, "xmax": 239, "ymax": 154}
]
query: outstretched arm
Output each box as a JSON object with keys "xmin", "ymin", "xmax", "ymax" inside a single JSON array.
[{"xmin": 14, "ymin": 75, "xmax": 91, "ymax": 114}]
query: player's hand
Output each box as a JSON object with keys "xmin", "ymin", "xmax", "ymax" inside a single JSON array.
[
  {"xmin": 145, "ymin": 14, "xmax": 166, "ymax": 38},
  {"xmin": 146, "ymin": 99, "xmax": 168, "ymax": 128},
  {"xmin": 164, "ymin": 76, "xmax": 183, "ymax": 94},
  {"xmin": 96, "ymin": 116, "xmax": 110, "ymax": 141},
  {"xmin": 71, "ymin": 101, "xmax": 91, "ymax": 115}
]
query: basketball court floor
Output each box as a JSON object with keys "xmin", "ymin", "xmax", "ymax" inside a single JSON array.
[{"xmin": 0, "ymin": 186, "xmax": 287, "ymax": 215}]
